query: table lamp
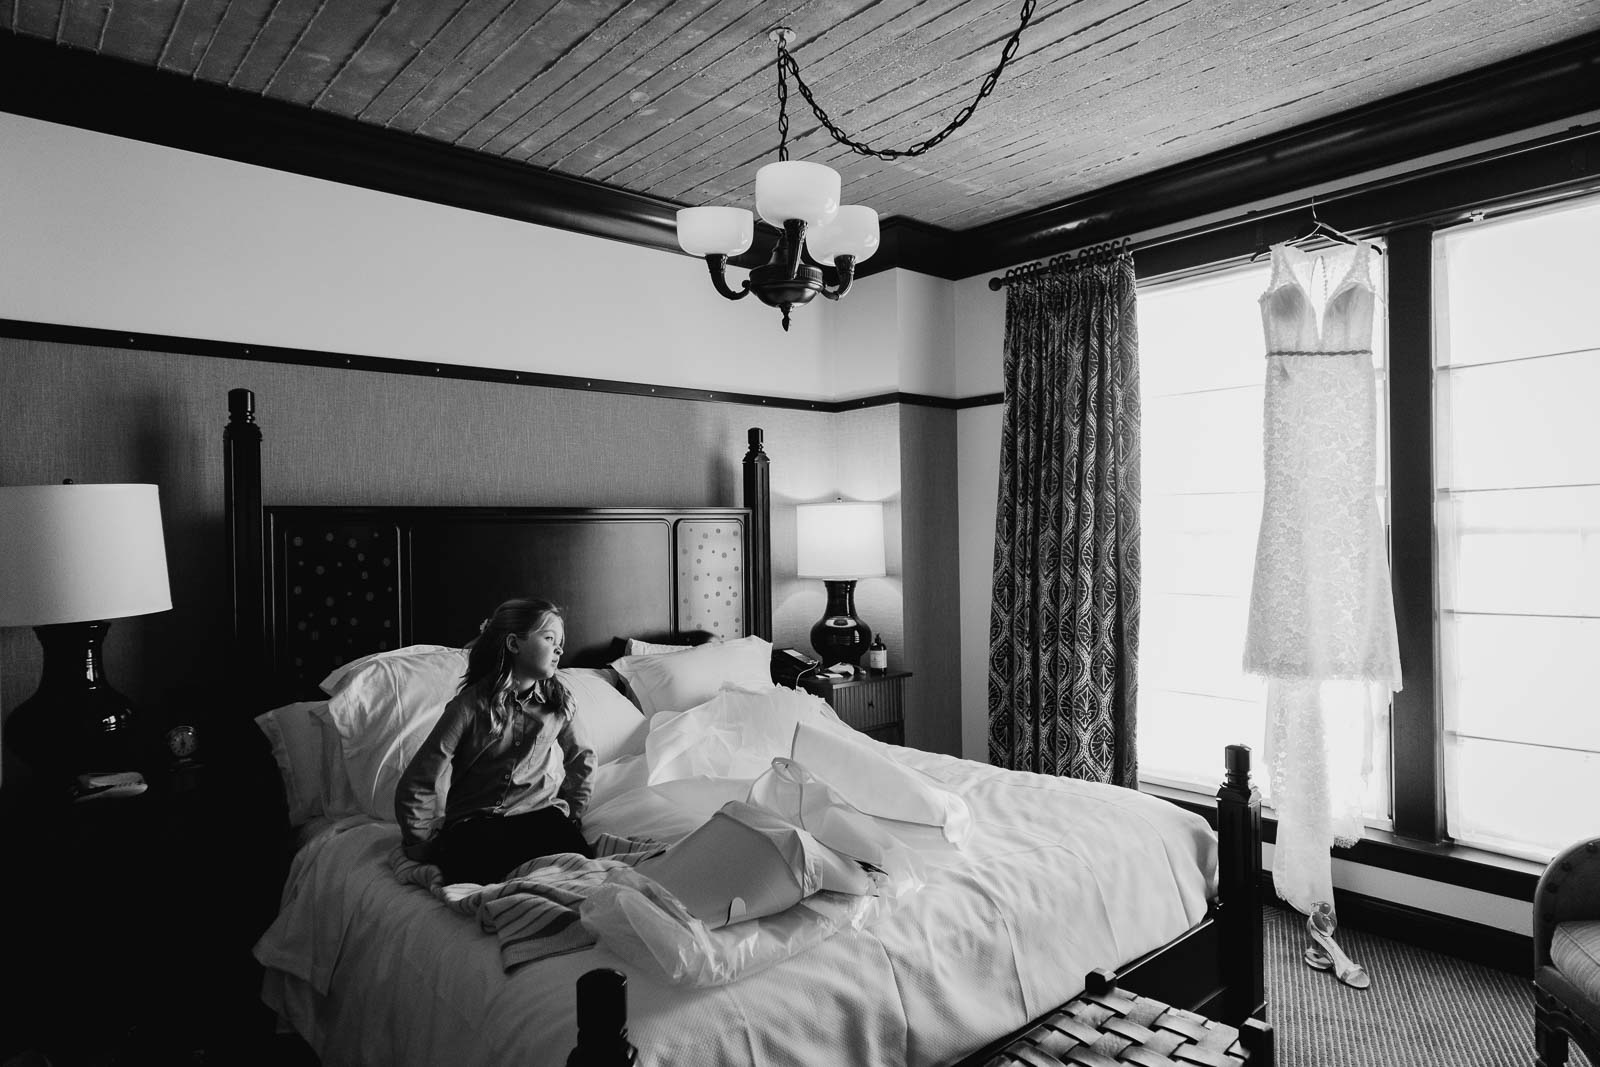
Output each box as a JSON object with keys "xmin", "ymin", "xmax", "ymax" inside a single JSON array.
[
  {"xmin": 796, "ymin": 500, "xmax": 886, "ymax": 667},
  {"xmin": 0, "ymin": 483, "xmax": 172, "ymax": 784}
]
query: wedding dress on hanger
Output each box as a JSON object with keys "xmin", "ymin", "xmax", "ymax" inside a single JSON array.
[{"xmin": 1244, "ymin": 239, "xmax": 1401, "ymax": 985}]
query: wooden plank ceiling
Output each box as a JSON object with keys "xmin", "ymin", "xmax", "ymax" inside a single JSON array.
[{"xmin": 5, "ymin": 0, "xmax": 1598, "ymax": 232}]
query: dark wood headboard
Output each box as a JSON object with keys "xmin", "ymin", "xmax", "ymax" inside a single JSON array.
[{"xmin": 222, "ymin": 388, "xmax": 773, "ymax": 706}]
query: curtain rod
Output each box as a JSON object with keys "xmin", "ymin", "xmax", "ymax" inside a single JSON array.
[{"xmin": 987, "ymin": 237, "xmax": 1134, "ymax": 290}]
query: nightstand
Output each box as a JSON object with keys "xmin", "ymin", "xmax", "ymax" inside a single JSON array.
[
  {"xmin": 0, "ymin": 760, "xmax": 218, "ymax": 1065},
  {"xmin": 801, "ymin": 669, "xmax": 911, "ymax": 745}
]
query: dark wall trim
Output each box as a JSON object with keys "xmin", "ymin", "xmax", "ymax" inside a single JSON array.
[
  {"xmin": 842, "ymin": 391, "xmax": 1004, "ymax": 411},
  {"xmin": 959, "ymin": 33, "xmax": 1600, "ymax": 277},
  {"xmin": 4, "ymin": 30, "xmax": 1596, "ymax": 284},
  {"xmin": 0, "ymin": 317, "xmax": 977, "ymax": 414},
  {"xmin": 1386, "ymin": 228, "xmax": 1446, "ymax": 842}
]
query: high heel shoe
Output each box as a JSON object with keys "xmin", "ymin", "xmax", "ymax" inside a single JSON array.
[{"xmin": 1305, "ymin": 910, "xmax": 1371, "ymax": 990}]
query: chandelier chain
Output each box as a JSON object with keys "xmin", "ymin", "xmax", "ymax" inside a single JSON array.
[
  {"xmin": 777, "ymin": 50, "xmax": 791, "ymax": 162},
  {"xmin": 774, "ymin": 0, "xmax": 1037, "ymax": 162}
]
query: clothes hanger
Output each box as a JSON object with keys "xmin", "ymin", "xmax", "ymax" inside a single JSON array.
[{"xmin": 1250, "ymin": 199, "xmax": 1383, "ymax": 260}]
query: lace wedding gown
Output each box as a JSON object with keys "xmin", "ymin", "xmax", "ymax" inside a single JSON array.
[{"xmin": 1244, "ymin": 241, "xmax": 1401, "ymax": 915}]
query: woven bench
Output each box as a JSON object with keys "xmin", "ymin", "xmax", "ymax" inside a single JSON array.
[{"xmin": 982, "ymin": 969, "xmax": 1274, "ymax": 1067}]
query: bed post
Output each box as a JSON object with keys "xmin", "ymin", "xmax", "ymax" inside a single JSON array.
[
  {"xmin": 1217, "ymin": 743, "xmax": 1265, "ymax": 1024},
  {"xmin": 568, "ymin": 968, "xmax": 637, "ymax": 1066},
  {"xmin": 743, "ymin": 427, "xmax": 772, "ymax": 640},
  {"xmin": 225, "ymin": 388, "xmax": 265, "ymax": 690}
]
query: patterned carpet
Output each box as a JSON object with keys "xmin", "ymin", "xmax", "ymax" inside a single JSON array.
[{"xmin": 1265, "ymin": 905, "xmax": 1594, "ymax": 1067}]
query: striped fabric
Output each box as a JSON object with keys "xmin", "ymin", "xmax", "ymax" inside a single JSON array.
[
  {"xmin": 390, "ymin": 832, "xmax": 662, "ymax": 970},
  {"xmin": 1553, "ymin": 921, "xmax": 1600, "ymax": 1005}
]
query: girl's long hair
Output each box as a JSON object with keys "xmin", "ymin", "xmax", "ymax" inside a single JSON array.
[{"xmin": 462, "ymin": 597, "xmax": 566, "ymax": 701}]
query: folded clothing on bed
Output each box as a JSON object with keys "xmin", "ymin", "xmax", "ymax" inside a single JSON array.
[{"xmin": 389, "ymin": 831, "xmax": 663, "ymax": 971}]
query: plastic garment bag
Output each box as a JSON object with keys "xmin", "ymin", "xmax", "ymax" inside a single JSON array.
[
  {"xmin": 790, "ymin": 722, "xmax": 973, "ymax": 846},
  {"xmin": 631, "ymin": 799, "xmax": 870, "ymax": 929},
  {"xmin": 746, "ymin": 757, "xmax": 925, "ymax": 896}
]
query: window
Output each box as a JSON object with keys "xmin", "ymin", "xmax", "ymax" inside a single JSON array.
[
  {"xmin": 1434, "ymin": 196, "xmax": 1600, "ymax": 861},
  {"xmin": 1136, "ymin": 258, "xmax": 1390, "ymax": 820}
]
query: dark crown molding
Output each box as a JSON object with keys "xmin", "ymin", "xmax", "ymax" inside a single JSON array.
[
  {"xmin": 2, "ymin": 29, "xmax": 1597, "ymax": 281},
  {"xmin": 953, "ymin": 30, "xmax": 1600, "ymax": 277},
  {"xmin": 0, "ymin": 30, "xmax": 683, "ymax": 254}
]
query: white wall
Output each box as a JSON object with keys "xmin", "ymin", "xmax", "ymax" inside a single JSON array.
[
  {"xmin": 0, "ymin": 112, "xmax": 845, "ymax": 399},
  {"xmin": 821, "ymin": 270, "xmax": 901, "ymax": 398},
  {"xmin": 821, "ymin": 268, "xmax": 964, "ymax": 400}
]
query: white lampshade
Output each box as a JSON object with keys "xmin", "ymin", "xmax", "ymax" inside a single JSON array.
[
  {"xmin": 796, "ymin": 501, "xmax": 886, "ymax": 579},
  {"xmin": 806, "ymin": 206, "xmax": 880, "ymax": 266},
  {"xmin": 676, "ymin": 206, "xmax": 755, "ymax": 257},
  {"xmin": 755, "ymin": 161, "xmax": 841, "ymax": 228},
  {"xmin": 0, "ymin": 483, "xmax": 173, "ymax": 627}
]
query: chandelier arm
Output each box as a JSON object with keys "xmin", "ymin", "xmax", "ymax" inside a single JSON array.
[
  {"xmin": 777, "ymin": 0, "xmax": 1036, "ymax": 161},
  {"xmin": 780, "ymin": 220, "xmax": 808, "ymax": 282},
  {"xmin": 705, "ymin": 255, "xmax": 751, "ymax": 301},
  {"xmin": 820, "ymin": 256, "xmax": 857, "ymax": 301}
]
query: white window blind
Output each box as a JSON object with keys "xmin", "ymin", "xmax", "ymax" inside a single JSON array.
[
  {"xmin": 1136, "ymin": 260, "xmax": 1390, "ymax": 816},
  {"xmin": 1435, "ymin": 196, "xmax": 1600, "ymax": 861}
]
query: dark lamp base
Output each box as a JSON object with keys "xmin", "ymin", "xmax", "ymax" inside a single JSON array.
[
  {"xmin": 809, "ymin": 579, "xmax": 872, "ymax": 666},
  {"xmin": 2, "ymin": 621, "xmax": 143, "ymax": 788}
]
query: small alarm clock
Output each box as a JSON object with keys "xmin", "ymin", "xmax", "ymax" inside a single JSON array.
[{"xmin": 164, "ymin": 724, "xmax": 200, "ymax": 763}]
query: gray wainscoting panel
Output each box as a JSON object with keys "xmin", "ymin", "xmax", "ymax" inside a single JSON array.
[{"xmin": 899, "ymin": 404, "xmax": 963, "ymax": 757}]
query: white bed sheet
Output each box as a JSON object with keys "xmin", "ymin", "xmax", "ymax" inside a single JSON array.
[{"xmin": 257, "ymin": 743, "xmax": 1217, "ymax": 1067}]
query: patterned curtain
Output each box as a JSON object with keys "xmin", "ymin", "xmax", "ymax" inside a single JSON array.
[{"xmin": 987, "ymin": 253, "xmax": 1141, "ymax": 786}]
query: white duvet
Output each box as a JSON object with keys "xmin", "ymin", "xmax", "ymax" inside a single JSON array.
[{"xmin": 255, "ymin": 687, "xmax": 1217, "ymax": 1067}]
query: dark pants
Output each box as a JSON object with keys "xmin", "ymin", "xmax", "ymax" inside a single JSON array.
[{"xmin": 434, "ymin": 806, "xmax": 593, "ymax": 885}]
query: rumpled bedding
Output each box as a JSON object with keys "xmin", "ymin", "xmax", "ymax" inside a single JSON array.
[
  {"xmin": 581, "ymin": 753, "xmax": 932, "ymax": 986},
  {"xmin": 255, "ymin": 686, "xmax": 1219, "ymax": 1067},
  {"xmin": 387, "ymin": 833, "xmax": 661, "ymax": 970}
]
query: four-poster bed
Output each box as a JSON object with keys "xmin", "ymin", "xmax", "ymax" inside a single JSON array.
[{"xmin": 223, "ymin": 387, "xmax": 1266, "ymax": 1066}]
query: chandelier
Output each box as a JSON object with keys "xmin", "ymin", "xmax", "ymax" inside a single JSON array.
[{"xmin": 676, "ymin": 5, "xmax": 1037, "ymax": 331}]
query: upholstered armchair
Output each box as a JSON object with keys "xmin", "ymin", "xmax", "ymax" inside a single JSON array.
[{"xmin": 1535, "ymin": 836, "xmax": 1600, "ymax": 1067}]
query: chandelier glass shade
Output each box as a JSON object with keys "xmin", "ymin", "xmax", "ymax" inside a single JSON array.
[
  {"xmin": 807, "ymin": 206, "xmax": 881, "ymax": 266},
  {"xmin": 675, "ymin": 206, "xmax": 753, "ymax": 258},
  {"xmin": 754, "ymin": 161, "xmax": 840, "ymax": 227}
]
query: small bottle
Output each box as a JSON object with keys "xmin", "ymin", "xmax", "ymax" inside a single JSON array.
[{"xmin": 865, "ymin": 635, "xmax": 888, "ymax": 673}]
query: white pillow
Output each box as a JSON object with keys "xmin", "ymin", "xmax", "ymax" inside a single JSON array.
[
  {"xmin": 319, "ymin": 644, "xmax": 462, "ymax": 696},
  {"xmin": 255, "ymin": 701, "xmax": 328, "ymax": 826},
  {"xmin": 560, "ymin": 667, "xmax": 648, "ymax": 765},
  {"xmin": 314, "ymin": 646, "xmax": 469, "ymax": 820},
  {"xmin": 318, "ymin": 715, "xmax": 362, "ymax": 818},
  {"xmin": 624, "ymin": 638, "xmax": 694, "ymax": 656},
  {"xmin": 611, "ymin": 635, "xmax": 774, "ymax": 716}
]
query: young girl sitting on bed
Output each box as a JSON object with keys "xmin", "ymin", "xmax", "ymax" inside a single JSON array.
[{"xmin": 394, "ymin": 596, "xmax": 597, "ymax": 884}]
